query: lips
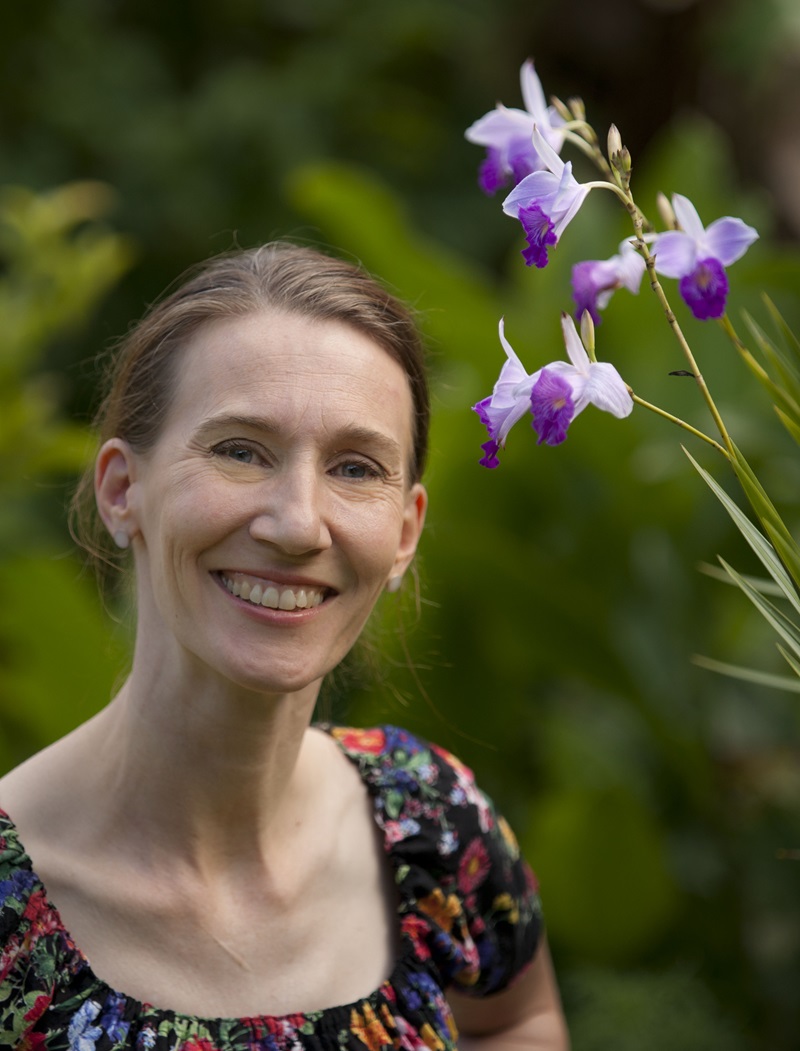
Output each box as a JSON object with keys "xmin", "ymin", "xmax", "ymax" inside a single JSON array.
[{"xmin": 218, "ymin": 571, "xmax": 329, "ymax": 611}]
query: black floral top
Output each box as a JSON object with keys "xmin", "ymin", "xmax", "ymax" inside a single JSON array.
[{"xmin": 0, "ymin": 725, "xmax": 542, "ymax": 1050}]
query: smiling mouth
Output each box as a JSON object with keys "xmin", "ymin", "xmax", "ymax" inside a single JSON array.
[{"xmin": 219, "ymin": 572, "xmax": 328, "ymax": 611}]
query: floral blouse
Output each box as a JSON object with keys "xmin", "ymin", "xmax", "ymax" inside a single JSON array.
[{"xmin": 0, "ymin": 725, "xmax": 542, "ymax": 1050}]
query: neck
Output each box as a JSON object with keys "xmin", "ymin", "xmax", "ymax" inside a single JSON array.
[{"xmin": 85, "ymin": 649, "xmax": 325, "ymax": 879}]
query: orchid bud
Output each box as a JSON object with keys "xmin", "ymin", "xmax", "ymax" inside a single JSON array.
[
  {"xmin": 657, "ymin": 192, "xmax": 677, "ymax": 230},
  {"xmin": 580, "ymin": 309, "xmax": 596, "ymax": 358},
  {"xmin": 607, "ymin": 124, "xmax": 623, "ymax": 160},
  {"xmin": 568, "ymin": 96, "xmax": 586, "ymax": 122},
  {"xmin": 551, "ymin": 95, "xmax": 573, "ymax": 123}
]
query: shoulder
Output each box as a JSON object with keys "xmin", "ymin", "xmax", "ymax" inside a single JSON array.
[{"xmin": 322, "ymin": 724, "xmax": 543, "ymax": 995}]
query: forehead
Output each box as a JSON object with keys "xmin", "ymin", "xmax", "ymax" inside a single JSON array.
[{"xmin": 165, "ymin": 309, "xmax": 415, "ymax": 447}]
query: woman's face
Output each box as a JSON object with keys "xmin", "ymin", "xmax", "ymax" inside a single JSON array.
[{"xmin": 100, "ymin": 309, "xmax": 427, "ymax": 697}]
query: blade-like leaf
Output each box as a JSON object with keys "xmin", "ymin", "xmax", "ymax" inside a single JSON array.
[
  {"xmin": 777, "ymin": 643, "xmax": 800, "ymax": 681},
  {"xmin": 774, "ymin": 406, "xmax": 800, "ymax": 446},
  {"xmin": 718, "ymin": 557, "xmax": 800, "ymax": 661},
  {"xmin": 692, "ymin": 653, "xmax": 800, "ymax": 693},
  {"xmin": 697, "ymin": 561, "xmax": 785, "ymax": 597},
  {"xmin": 685, "ymin": 448, "xmax": 800, "ymax": 612}
]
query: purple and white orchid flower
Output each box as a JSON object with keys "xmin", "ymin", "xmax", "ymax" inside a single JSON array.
[
  {"xmin": 530, "ymin": 314, "xmax": 634, "ymax": 445},
  {"xmin": 473, "ymin": 316, "xmax": 634, "ymax": 464},
  {"xmin": 652, "ymin": 194, "xmax": 758, "ymax": 320},
  {"xmin": 464, "ymin": 60, "xmax": 565, "ymax": 196},
  {"xmin": 502, "ymin": 127, "xmax": 591, "ymax": 268},
  {"xmin": 571, "ymin": 239, "xmax": 647, "ymax": 324},
  {"xmin": 472, "ymin": 319, "xmax": 537, "ymax": 468}
]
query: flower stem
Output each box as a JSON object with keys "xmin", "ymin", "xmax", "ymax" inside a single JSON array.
[
  {"xmin": 631, "ymin": 394, "xmax": 729, "ymax": 457},
  {"xmin": 562, "ymin": 127, "xmax": 615, "ymax": 180}
]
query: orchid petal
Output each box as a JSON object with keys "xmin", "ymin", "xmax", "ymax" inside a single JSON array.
[
  {"xmin": 532, "ymin": 125, "xmax": 564, "ymax": 176},
  {"xmin": 703, "ymin": 216, "xmax": 759, "ymax": 266},
  {"xmin": 653, "ymin": 230, "xmax": 697, "ymax": 278},
  {"xmin": 501, "ymin": 170, "xmax": 560, "ymax": 217},
  {"xmin": 672, "ymin": 194, "xmax": 706, "ymax": 242},
  {"xmin": 464, "ymin": 105, "xmax": 534, "ymax": 145},
  {"xmin": 472, "ymin": 319, "xmax": 538, "ymax": 450},
  {"xmin": 530, "ymin": 368, "xmax": 576, "ymax": 445},
  {"xmin": 560, "ymin": 314, "xmax": 590, "ymax": 372},
  {"xmin": 520, "ymin": 60, "xmax": 548, "ymax": 123},
  {"xmin": 616, "ymin": 241, "xmax": 647, "ymax": 293},
  {"xmin": 679, "ymin": 258, "xmax": 729, "ymax": 320},
  {"xmin": 583, "ymin": 362, "xmax": 634, "ymax": 417},
  {"xmin": 551, "ymin": 181, "xmax": 590, "ymax": 239}
]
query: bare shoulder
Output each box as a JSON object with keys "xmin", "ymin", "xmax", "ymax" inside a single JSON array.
[{"xmin": 0, "ymin": 714, "xmax": 109, "ymax": 858}]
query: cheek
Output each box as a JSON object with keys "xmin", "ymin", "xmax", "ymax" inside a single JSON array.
[{"xmin": 338, "ymin": 502, "xmax": 407, "ymax": 577}]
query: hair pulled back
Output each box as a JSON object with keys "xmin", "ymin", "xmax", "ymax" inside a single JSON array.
[{"xmin": 70, "ymin": 241, "xmax": 429, "ymax": 575}]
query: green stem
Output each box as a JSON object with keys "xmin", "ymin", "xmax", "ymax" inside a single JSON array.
[
  {"xmin": 631, "ymin": 394, "xmax": 729, "ymax": 457},
  {"xmin": 562, "ymin": 127, "xmax": 615, "ymax": 181}
]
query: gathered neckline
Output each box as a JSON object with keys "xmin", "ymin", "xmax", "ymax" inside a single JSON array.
[{"xmin": 0, "ymin": 723, "xmax": 422, "ymax": 1029}]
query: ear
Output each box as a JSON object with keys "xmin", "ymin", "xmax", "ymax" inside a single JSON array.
[
  {"xmin": 390, "ymin": 483, "xmax": 428, "ymax": 579},
  {"xmin": 94, "ymin": 439, "xmax": 140, "ymax": 543}
]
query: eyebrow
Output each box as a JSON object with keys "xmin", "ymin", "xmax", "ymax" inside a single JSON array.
[{"xmin": 194, "ymin": 413, "xmax": 405, "ymax": 463}]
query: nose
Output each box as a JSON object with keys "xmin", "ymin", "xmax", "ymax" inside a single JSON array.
[{"xmin": 248, "ymin": 465, "xmax": 332, "ymax": 556}]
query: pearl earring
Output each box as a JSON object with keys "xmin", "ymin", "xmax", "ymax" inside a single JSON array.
[
  {"xmin": 113, "ymin": 530, "xmax": 130, "ymax": 550},
  {"xmin": 386, "ymin": 575, "xmax": 403, "ymax": 593}
]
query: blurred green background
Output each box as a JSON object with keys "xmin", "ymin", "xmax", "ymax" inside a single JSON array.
[{"xmin": 2, "ymin": 0, "xmax": 800, "ymax": 1047}]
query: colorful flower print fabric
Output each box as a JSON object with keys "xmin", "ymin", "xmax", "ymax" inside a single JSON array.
[{"xmin": 0, "ymin": 725, "xmax": 542, "ymax": 1050}]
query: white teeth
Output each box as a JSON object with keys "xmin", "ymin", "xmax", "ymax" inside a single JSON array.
[
  {"xmin": 261, "ymin": 586, "xmax": 279, "ymax": 609},
  {"xmin": 222, "ymin": 574, "xmax": 325, "ymax": 611}
]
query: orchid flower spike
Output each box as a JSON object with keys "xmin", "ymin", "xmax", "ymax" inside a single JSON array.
[
  {"xmin": 529, "ymin": 314, "xmax": 634, "ymax": 445},
  {"xmin": 502, "ymin": 127, "xmax": 591, "ymax": 268},
  {"xmin": 465, "ymin": 59, "xmax": 565, "ymax": 196},
  {"xmin": 652, "ymin": 194, "xmax": 759, "ymax": 320},
  {"xmin": 571, "ymin": 239, "xmax": 647, "ymax": 324}
]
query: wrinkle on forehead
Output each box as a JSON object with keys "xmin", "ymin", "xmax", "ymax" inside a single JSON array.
[{"xmin": 163, "ymin": 310, "xmax": 415, "ymax": 465}]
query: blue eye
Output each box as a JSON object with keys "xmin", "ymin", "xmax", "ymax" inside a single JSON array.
[
  {"xmin": 341, "ymin": 462, "xmax": 369, "ymax": 479},
  {"xmin": 213, "ymin": 441, "xmax": 260, "ymax": 465}
]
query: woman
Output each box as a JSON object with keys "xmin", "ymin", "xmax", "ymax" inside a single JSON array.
[{"xmin": 0, "ymin": 243, "xmax": 568, "ymax": 1049}]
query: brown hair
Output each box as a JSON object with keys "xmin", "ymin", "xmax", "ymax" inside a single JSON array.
[{"xmin": 70, "ymin": 241, "xmax": 430, "ymax": 576}]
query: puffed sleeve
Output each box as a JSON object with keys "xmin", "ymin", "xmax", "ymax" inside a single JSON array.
[
  {"xmin": 417, "ymin": 739, "xmax": 542, "ymax": 995},
  {"xmin": 328, "ymin": 725, "xmax": 544, "ymax": 998}
]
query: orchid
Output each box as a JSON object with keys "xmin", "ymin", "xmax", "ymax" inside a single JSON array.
[
  {"xmin": 502, "ymin": 128, "xmax": 591, "ymax": 268},
  {"xmin": 652, "ymin": 194, "xmax": 759, "ymax": 320},
  {"xmin": 530, "ymin": 314, "xmax": 634, "ymax": 445},
  {"xmin": 464, "ymin": 60, "xmax": 565, "ymax": 195},
  {"xmin": 473, "ymin": 315, "xmax": 633, "ymax": 463},
  {"xmin": 571, "ymin": 239, "xmax": 647, "ymax": 324},
  {"xmin": 472, "ymin": 319, "xmax": 537, "ymax": 468}
]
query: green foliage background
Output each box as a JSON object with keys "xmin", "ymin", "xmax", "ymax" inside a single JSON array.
[{"xmin": 2, "ymin": 1, "xmax": 799, "ymax": 1047}]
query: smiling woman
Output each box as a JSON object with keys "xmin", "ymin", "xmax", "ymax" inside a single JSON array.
[{"xmin": 0, "ymin": 243, "xmax": 569, "ymax": 1050}]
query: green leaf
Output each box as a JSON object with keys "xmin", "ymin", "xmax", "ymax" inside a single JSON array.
[
  {"xmin": 684, "ymin": 448, "xmax": 800, "ymax": 613},
  {"xmin": 717, "ymin": 557, "xmax": 800, "ymax": 663},
  {"xmin": 692, "ymin": 653, "xmax": 800, "ymax": 692},
  {"xmin": 696, "ymin": 561, "xmax": 784, "ymax": 597},
  {"xmin": 774, "ymin": 405, "xmax": 800, "ymax": 446},
  {"xmin": 776, "ymin": 644, "xmax": 800, "ymax": 681}
]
